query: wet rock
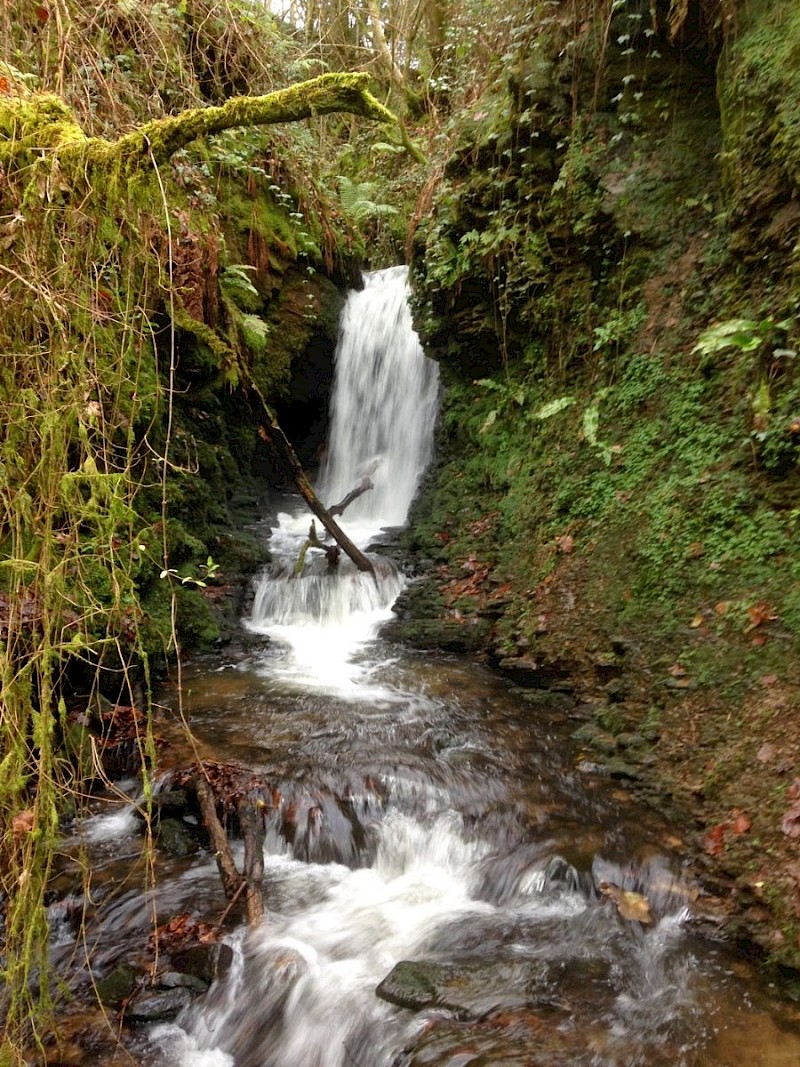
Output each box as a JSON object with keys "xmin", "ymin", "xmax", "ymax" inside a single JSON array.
[
  {"xmin": 389, "ymin": 1005, "xmax": 582, "ymax": 1067},
  {"xmin": 496, "ymin": 656, "xmax": 571, "ymax": 689},
  {"xmin": 616, "ymin": 732, "xmax": 648, "ymax": 752},
  {"xmin": 572, "ymin": 722, "xmax": 618, "ymax": 755},
  {"xmin": 376, "ymin": 960, "xmax": 444, "ymax": 1011},
  {"xmin": 156, "ymin": 970, "xmax": 210, "ymax": 994},
  {"xmin": 603, "ymin": 677, "xmax": 628, "ymax": 703},
  {"xmin": 664, "ymin": 676, "xmax": 698, "ymax": 691},
  {"xmin": 156, "ymin": 817, "xmax": 201, "ymax": 857},
  {"xmin": 604, "ymin": 757, "xmax": 641, "ymax": 781},
  {"xmin": 610, "ymin": 634, "xmax": 637, "ymax": 656},
  {"xmin": 150, "ymin": 789, "xmax": 191, "ymax": 818},
  {"xmin": 125, "ymin": 987, "xmax": 192, "ymax": 1023},
  {"xmin": 171, "ymin": 942, "xmax": 234, "ymax": 987},
  {"xmin": 376, "ymin": 958, "xmax": 543, "ymax": 1018},
  {"xmin": 381, "ymin": 617, "xmax": 492, "ymax": 654},
  {"xmin": 96, "ymin": 964, "xmax": 138, "ymax": 1006},
  {"xmin": 512, "ymin": 687, "xmax": 575, "ymax": 713}
]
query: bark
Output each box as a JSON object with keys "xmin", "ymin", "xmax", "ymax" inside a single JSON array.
[
  {"xmin": 1, "ymin": 74, "xmax": 398, "ymax": 177},
  {"xmin": 329, "ymin": 476, "xmax": 374, "ymax": 517},
  {"xmin": 295, "ymin": 521, "xmax": 341, "ymax": 575},
  {"xmin": 237, "ymin": 799, "xmax": 265, "ymax": 927},
  {"xmin": 194, "ymin": 777, "xmax": 245, "ymax": 903}
]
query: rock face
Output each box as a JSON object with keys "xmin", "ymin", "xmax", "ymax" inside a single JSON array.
[{"xmin": 400, "ymin": 1, "xmax": 800, "ymax": 976}]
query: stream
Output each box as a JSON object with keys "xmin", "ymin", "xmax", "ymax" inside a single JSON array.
[{"xmin": 64, "ymin": 268, "xmax": 800, "ymax": 1066}]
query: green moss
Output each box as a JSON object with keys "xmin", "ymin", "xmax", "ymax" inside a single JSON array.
[{"xmin": 718, "ymin": 0, "xmax": 800, "ymax": 215}]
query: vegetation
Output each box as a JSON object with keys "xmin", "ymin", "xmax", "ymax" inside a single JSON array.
[
  {"xmin": 0, "ymin": 6, "xmax": 400, "ymax": 1059},
  {"xmin": 406, "ymin": 0, "xmax": 800, "ymax": 977},
  {"xmin": 2, "ymin": 0, "xmax": 800, "ymax": 1059}
]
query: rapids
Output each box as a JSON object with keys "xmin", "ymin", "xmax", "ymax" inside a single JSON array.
[{"xmin": 70, "ymin": 268, "xmax": 800, "ymax": 1067}]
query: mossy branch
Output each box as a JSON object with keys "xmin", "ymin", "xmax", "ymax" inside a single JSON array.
[{"xmin": 1, "ymin": 73, "xmax": 398, "ymax": 181}]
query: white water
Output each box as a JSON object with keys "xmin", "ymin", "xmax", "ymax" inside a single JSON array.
[
  {"xmin": 140, "ymin": 267, "xmax": 800, "ymax": 1067},
  {"xmin": 244, "ymin": 266, "xmax": 438, "ymax": 696},
  {"xmin": 317, "ymin": 265, "xmax": 439, "ymax": 534}
]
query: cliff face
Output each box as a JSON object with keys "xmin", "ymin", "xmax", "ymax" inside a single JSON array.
[{"xmin": 404, "ymin": 0, "xmax": 800, "ymax": 977}]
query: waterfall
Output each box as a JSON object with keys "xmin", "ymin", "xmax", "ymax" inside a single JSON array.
[
  {"xmin": 317, "ymin": 265, "xmax": 439, "ymax": 536},
  {"xmin": 244, "ymin": 266, "xmax": 439, "ymax": 693}
]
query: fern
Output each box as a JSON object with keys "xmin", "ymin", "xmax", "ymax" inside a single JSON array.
[{"xmin": 337, "ymin": 175, "xmax": 398, "ymax": 221}]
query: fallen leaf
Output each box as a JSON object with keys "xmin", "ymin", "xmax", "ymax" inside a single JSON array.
[
  {"xmin": 11, "ymin": 810, "xmax": 35, "ymax": 836},
  {"xmin": 745, "ymin": 602, "xmax": 779, "ymax": 633},
  {"xmin": 756, "ymin": 743, "xmax": 777, "ymax": 764},
  {"xmin": 730, "ymin": 811, "xmax": 752, "ymax": 835},
  {"xmin": 714, "ymin": 601, "xmax": 730, "ymax": 615},
  {"xmin": 555, "ymin": 533, "xmax": 574, "ymax": 554},
  {"xmin": 669, "ymin": 663, "xmax": 686, "ymax": 677},
  {"xmin": 703, "ymin": 823, "xmax": 728, "ymax": 856},
  {"xmin": 781, "ymin": 802, "xmax": 800, "ymax": 839},
  {"xmin": 689, "ymin": 614, "xmax": 704, "ymax": 628},
  {"xmin": 760, "ymin": 675, "xmax": 778, "ymax": 688},
  {"xmin": 599, "ymin": 882, "xmax": 654, "ymax": 924}
]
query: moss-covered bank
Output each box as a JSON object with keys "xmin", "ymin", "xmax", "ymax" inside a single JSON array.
[{"xmin": 404, "ymin": 0, "xmax": 800, "ymax": 982}]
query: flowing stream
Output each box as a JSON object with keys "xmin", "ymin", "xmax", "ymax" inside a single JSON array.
[{"xmin": 69, "ymin": 268, "xmax": 800, "ymax": 1066}]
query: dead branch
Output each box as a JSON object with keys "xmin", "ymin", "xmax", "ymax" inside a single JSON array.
[
  {"xmin": 257, "ymin": 417, "xmax": 374, "ymax": 575},
  {"xmin": 328, "ymin": 476, "xmax": 374, "ymax": 518},
  {"xmin": 294, "ymin": 520, "xmax": 341, "ymax": 575},
  {"xmin": 194, "ymin": 777, "xmax": 245, "ymax": 903}
]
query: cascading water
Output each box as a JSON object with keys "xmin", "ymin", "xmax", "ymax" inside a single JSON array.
[
  {"xmin": 93, "ymin": 265, "xmax": 800, "ymax": 1067},
  {"xmin": 317, "ymin": 265, "xmax": 439, "ymax": 532},
  {"xmin": 244, "ymin": 266, "xmax": 438, "ymax": 694}
]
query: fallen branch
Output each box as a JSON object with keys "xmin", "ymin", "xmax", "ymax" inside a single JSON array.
[
  {"xmin": 194, "ymin": 777, "xmax": 245, "ymax": 904},
  {"xmin": 238, "ymin": 799, "xmax": 265, "ymax": 927},
  {"xmin": 329, "ymin": 476, "xmax": 374, "ymax": 518},
  {"xmin": 2, "ymin": 73, "xmax": 398, "ymax": 181},
  {"xmin": 294, "ymin": 521, "xmax": 341, "ymax": 575},
  {"xmin": 257, "ymin": 418, "xmax": 374, "ymax": 575}
]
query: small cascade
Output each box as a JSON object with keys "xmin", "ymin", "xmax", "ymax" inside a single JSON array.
[
  {"xmin": 245, "ymin": 266, "xmax": 438, "ymax": 692},
  {"xmin": 129, "ymin": 264, "xmax": 800, "ymax": 1067}
]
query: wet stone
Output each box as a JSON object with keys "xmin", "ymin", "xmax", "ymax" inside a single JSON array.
[
  {"xmin": 96, "ymin": 964, "xmax": 138, "ymax": 1005},
  {"xmin": 171, "ymin": 942, "xmax": 234, "ymax": 987},
  {"xmin": 125, "ymin": 987, "xmax": 193, "ymax": 1023},
  {"xmin": 511, "ymin": 686, "xmax": 575, "ymax": 712},
  {"xmin": 572, "ymin": 722, "xmax": 618, "ymax": 755},
  {"xmin": 156, "ymin": 817, "xmax": 201, "ymax": 857},
  {"xmin": 156, "ymin": 969, "xmax": 209, "ymax": 994},
  {"xmin": 376, "ymin": 958, "xmax": 545, "ymax": 1018},
  {"xmin": 604, "ymin": 756, "xmax": 641, "ymax": 780}
]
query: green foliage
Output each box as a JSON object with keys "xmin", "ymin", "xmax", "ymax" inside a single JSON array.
[{"xmin": 337, "ymin": 175, "xmax": 399, "ymax": 221}]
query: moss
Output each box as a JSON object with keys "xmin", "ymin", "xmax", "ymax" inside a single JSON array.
[{"xmin": 718, "ymin": 0, "xmax": 800, "ymax": 219}]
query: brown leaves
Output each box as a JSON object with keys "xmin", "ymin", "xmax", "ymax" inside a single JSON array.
[
  {"xmin": 554, "ymin": 533, "xmax": 574, "ymax": 554},
  {"xmin": 599, "ymin": 882, "xmax": 654, "ymax": 925},
  {"xmin": 703, "ymin": 809, "xmax": 752, "ymax": 857},
  {"xmin": 11, "ymin": 809, "xmax": 35, "ymax": 837},
  {"xmin": 745, "ymin": 602, "xmax": 779, "ymax": 633},
  {"xmin": 149, "ymin": 913, "xmax": 219, "ymax": 955},
  {"xmin": 781, "ymin": 779, "xmax": 800, "ymax": 839}
]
